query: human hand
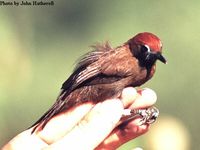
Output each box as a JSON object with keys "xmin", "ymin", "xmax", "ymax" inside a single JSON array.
[{"xmin": 2, "ymin": 87, "xmax": 157, "ymax": 150}]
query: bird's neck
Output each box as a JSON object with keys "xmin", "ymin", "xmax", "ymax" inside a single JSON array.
[{"xmin": 146, "ymin": 64, "xmax": 156, "ymax": 80}]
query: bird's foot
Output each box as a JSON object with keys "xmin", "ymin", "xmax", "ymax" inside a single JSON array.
[
  {"xmin": 121, "ymin": 106, "xmax": 159, "ymax": 125},
  {"xmin": 137, "ymin": 106, "xmax": 159, "ymax": 125}
]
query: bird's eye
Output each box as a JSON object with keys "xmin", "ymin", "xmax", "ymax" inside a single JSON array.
[{"xmin": 141, "ymin": 45, "xmax": 151, "ymax": 53}]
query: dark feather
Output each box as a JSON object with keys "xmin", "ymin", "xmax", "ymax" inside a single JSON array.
[
  {"xmin": 74, "ymin": 41, "xmax": 112, "ymax": 71},
  {"xmin": 30, "ymin": 32, "xmax": 165, "ymax": 134},
  {"xmin": 31, "ymin": 42, "xmax": 114, "ymax": 132},
  {"xmin": 61, "ymin": 42, "xmax": 113, "ymax": 96},
  {"xmin": 31, "ymin": 98, "xmax": 65, "ymax": 133}
]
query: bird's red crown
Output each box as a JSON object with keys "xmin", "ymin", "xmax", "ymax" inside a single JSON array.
[{"xmin": 131, "ymin": 32, "xmax": 162, "ymax": 52}]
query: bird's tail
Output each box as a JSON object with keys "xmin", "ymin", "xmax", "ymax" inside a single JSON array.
[{"xmin": 30, "ymin": 99, "xmax": 66, "ymax": 134}]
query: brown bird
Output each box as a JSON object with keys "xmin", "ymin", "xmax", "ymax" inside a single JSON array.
[{"xmin": 31, "ymin": 32, "xmax": 166, "ymax": 133}]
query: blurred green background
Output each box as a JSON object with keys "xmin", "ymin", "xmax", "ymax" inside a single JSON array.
[{"xmin": 0, "ymin": 0, "xmax": 199, "ymax": 149}]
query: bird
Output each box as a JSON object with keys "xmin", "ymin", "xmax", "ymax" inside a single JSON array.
[{"xmin": 31, "ymin": 32, "xmax": 166, "ymax": 133}]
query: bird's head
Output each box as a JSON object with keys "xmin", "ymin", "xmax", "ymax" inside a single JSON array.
[{"xmin": 128, "ymin": 32, "xmax": 167, "ymax": 67}]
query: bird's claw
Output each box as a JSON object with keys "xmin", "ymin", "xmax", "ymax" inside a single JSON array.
[
  {"xmin": 137, "ymin": 106, "xmax": 159, "ymax": 125},
  {"xmin": 122, "ymin": 106, "xmax": 159, "ymax": 125}
]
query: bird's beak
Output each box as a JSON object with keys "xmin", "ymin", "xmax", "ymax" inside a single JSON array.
[{"xmin": 156, "ymin": 53, "xmax": 167, "ymax": 64}]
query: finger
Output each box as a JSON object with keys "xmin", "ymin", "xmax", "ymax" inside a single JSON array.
[
  {"xmin": 35, "ymin": 102, "xmax": 94, "ymax": 144},
  {"xmin": 131, "ymin": 88, "xmax": 157, "ymax": 109},
  {"xmin": 2, "ymin": 129, "xmax": 48, "ymax": 150},
  {"xmin": 121, "ymin": 87, "xmax": 137, "ymax": 108},
  {"xmin": 45, "ymin": 99, "xmax": 124, "ymax": 150},
  {"xmin": 96, "ymin": 88, "xmax": 157, "ymax": 149},
  {"xmin": 36, "ymin": 87, "xmax": 138, "ymax": 144},
  {"xmin": 96, "ymin": 118, "xmax": 149, "ymax": 150}
]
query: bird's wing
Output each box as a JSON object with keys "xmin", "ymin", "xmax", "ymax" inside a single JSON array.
[
  {"xmin": 60, "ymin": 42, "xmax": 112, "ymax": 99},
  {"xmin": 62, "ymin": 44, "xmax": 134, "ymax": 96}
]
